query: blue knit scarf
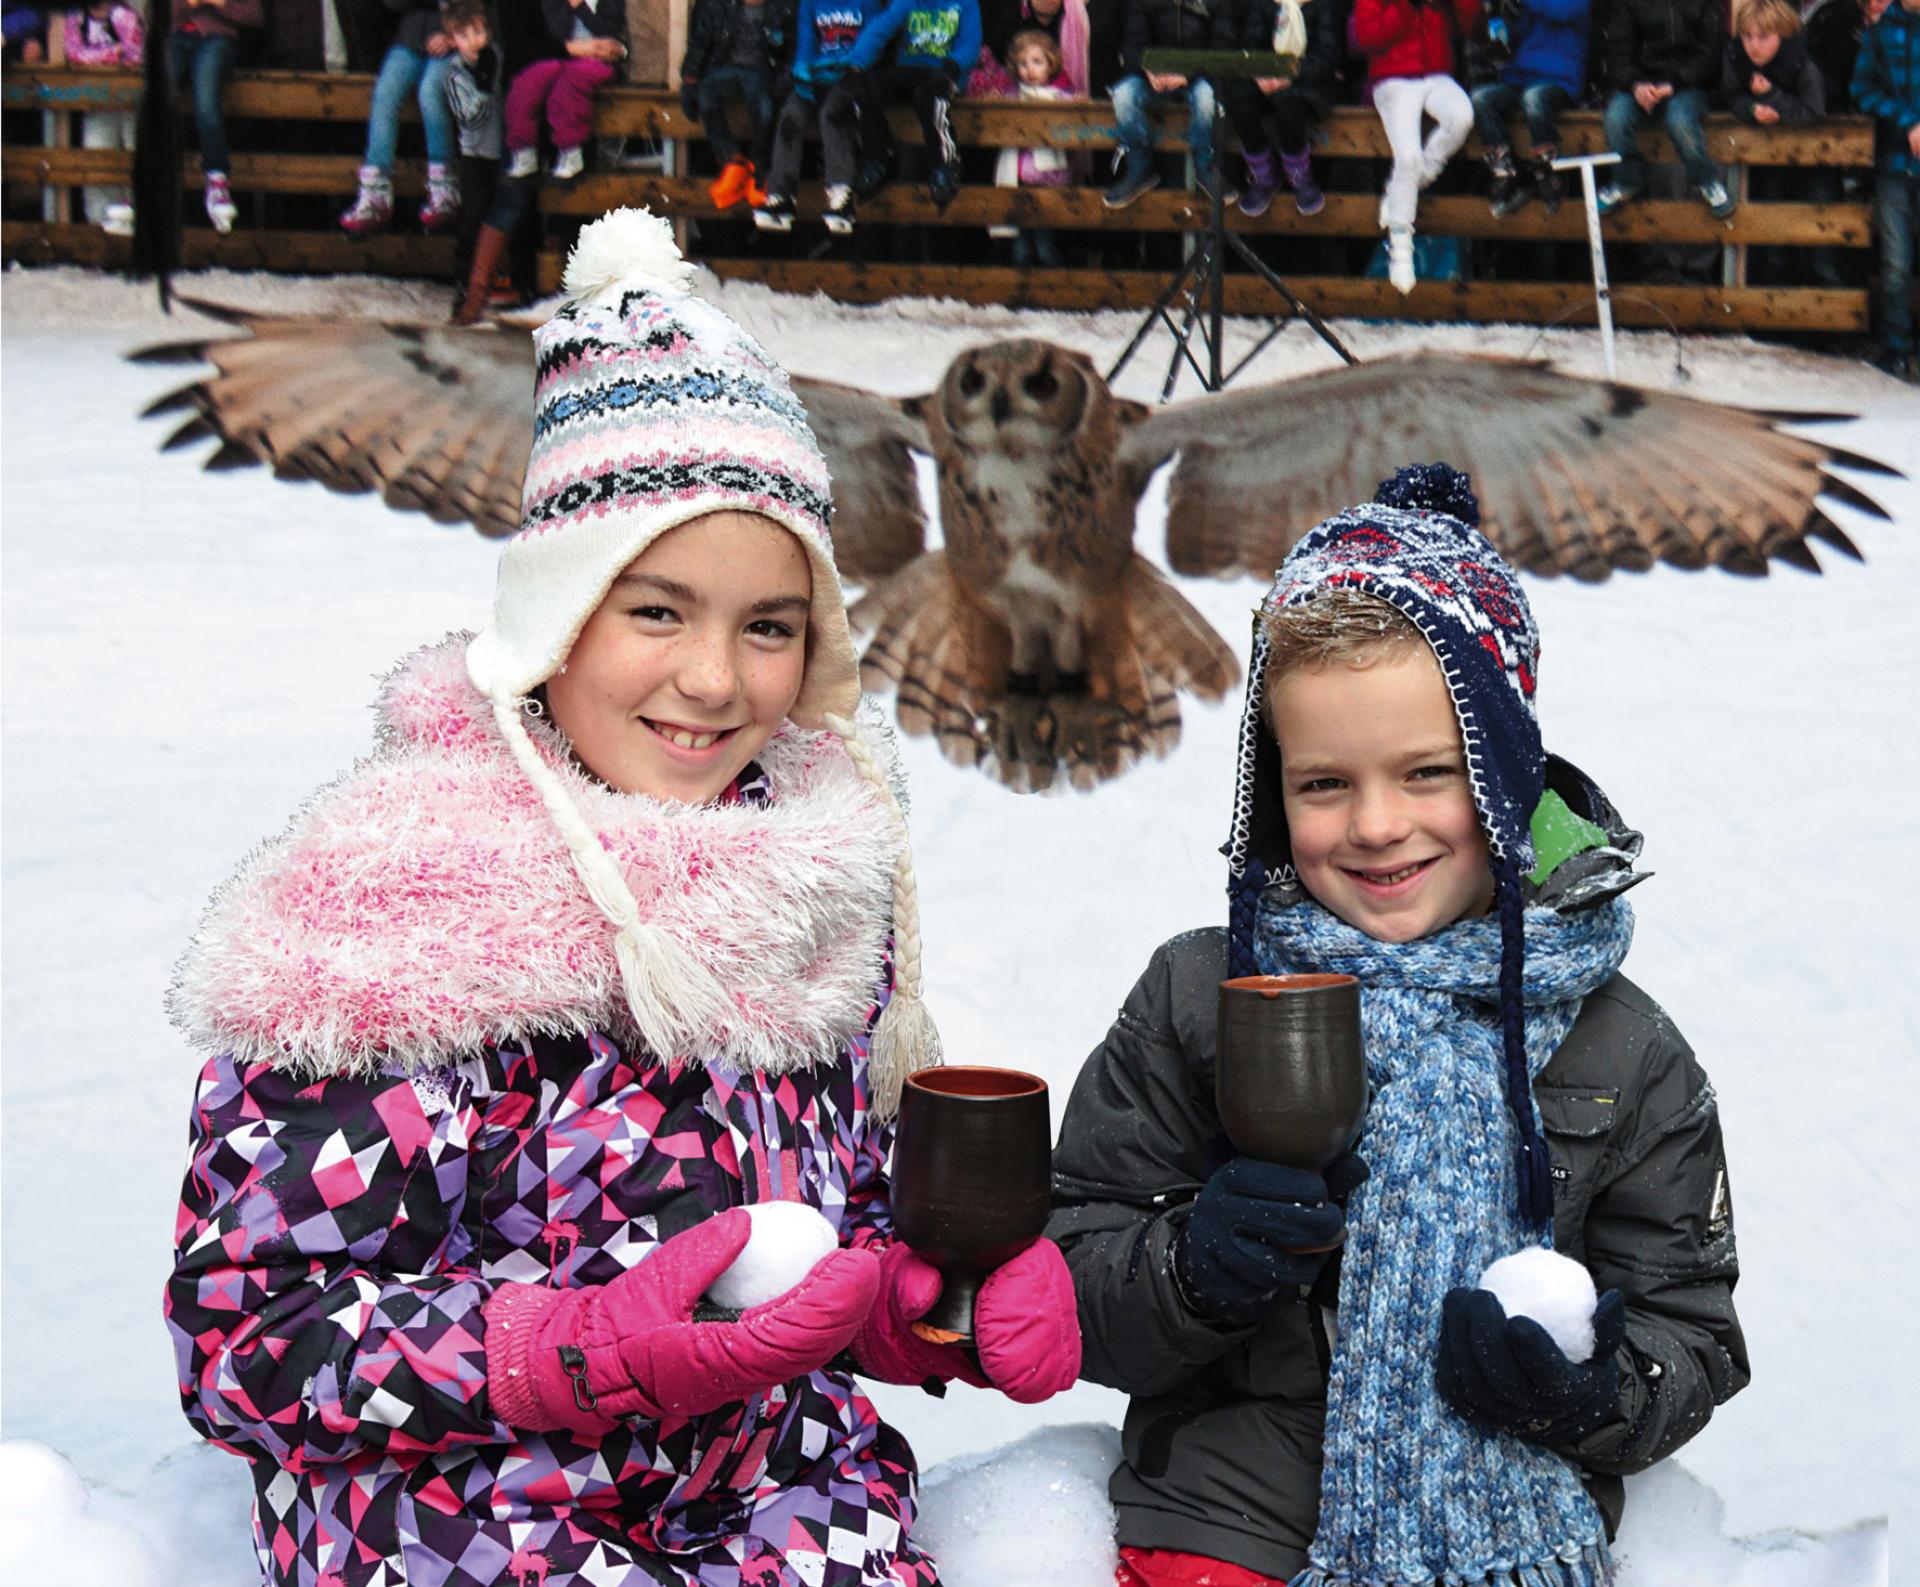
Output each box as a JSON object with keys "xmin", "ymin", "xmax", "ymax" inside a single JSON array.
[{"xmin": 1254, "ymin": 893, "xmax": 1634, "ymax": 1587}]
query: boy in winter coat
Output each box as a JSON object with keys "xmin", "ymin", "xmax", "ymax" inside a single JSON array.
[
  {"xmin": 62, "ymin": 0, "xmax": 144, "ymax": 232},
  {"xmin": 1851, "ymin": 0, "xmax": 1920, "ymax": 377},
  {"xmin": 1353, "ymin": 0, "xmax": 1484, "ymax": 291},
  {"xmin": 164, "ymin": 212, "xmax": 1081, "ymax": 1587},
  {"xmin": 843, "ymin": 0, "xmax": 984, "ymax": 208},
  {"xmin": 1597, "ymin": 0, "xmax": 1735, "ymax": 216},
  {"xmin": 1047, "ymin": 465, "xmax": 1747, "ymax": 1587},
  {"xmin": 1470, "ymin": 0, "xmax": 1588, "ymax": 216},
  {"xmin": 754, "ymin": 0, "xmax": 884, "ymax": 228},
  {"xmin": 1232, "ymin": 0, "xmax": 1350, "ymax": 217},
  {"xmin": 169, "ymin": 0, "xmax": 262, "ymax": 234},
  {"xmin": 1103, "ymin": 0, "xmax": 1246, "ymax": 207},
  {"xmin": 1721, "ymin": 0, "xmax": 1824, "ymax": 125},
  {"xmin": 680, "ymin": 0, "xmax": 796, "ymax": 210}
]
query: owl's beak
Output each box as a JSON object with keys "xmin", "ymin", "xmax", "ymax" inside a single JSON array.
[{"xmin": 991, "ymin": 389, "xmax": 1011, "ymax": 425}]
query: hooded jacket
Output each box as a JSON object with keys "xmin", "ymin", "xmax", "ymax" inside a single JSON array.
[
  {"xmin": 1044, "ymin": 766, "xmax": 1748, "ymax": 1584},
  {"xmin": 1604, "ymin": 0, "xmax": 1722, "ymax": 91},
  {"xmin": 164, "ymin": 637, "xmax": 937, "ymax": 1587},
  {"xmin": 1500, "ymin": 0, "xmax": 1588, "ymax": 96},
  {"xmin": 683, "ymin": 0, "xmax": 798, "ymax": 79},
  {"xmin": 1721, "ymin": 31, "xmax": 1825, "ymax": 122},
  {"xmin": 1238, "ymin": 0, "xmax": 1351, "ymax": 113},
  {"xmin": 1351, "ymin": 0, "xmax": 1484, "ymax": 86}
]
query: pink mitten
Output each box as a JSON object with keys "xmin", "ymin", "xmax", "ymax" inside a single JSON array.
[
  {"xmin": 854, "ymin": 1238, "xmax": 1082, "ymax": 1404},
  {"xmin": 486, "ymin": 1208, "xmax": 881, "ymax": 1434}
]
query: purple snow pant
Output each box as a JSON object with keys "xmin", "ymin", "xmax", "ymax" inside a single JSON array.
[{"xmin": 506, "ymin": 58, "xmax": 614, "ymax": 153}]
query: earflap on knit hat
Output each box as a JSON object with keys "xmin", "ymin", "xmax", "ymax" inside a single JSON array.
[{"xmin": 1229, "ymin": 463, "xmax": 1555, "ymax": 1230}]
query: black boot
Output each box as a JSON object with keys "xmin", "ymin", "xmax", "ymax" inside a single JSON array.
[
  {"xmin": 1486, "ymin": 149, "xmax": 1531, "ymax": 219},
  {"xmin": 1527, "ymin": 153, "xmax": 1564, "ymax": 216}
]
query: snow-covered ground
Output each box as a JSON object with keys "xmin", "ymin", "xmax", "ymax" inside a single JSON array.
[{"xmin": 2, "ymin": 265, "xmax": 1914, "ymax": 1586}]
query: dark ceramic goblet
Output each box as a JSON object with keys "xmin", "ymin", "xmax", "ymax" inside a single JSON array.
[
  {"xmin": 891, "ymin": 1066, "xmax": 1053, "ymax": 1346},
  {"xmin": 1216, "ymin": 974, "xmax": 1366, "ymax": 1245}
]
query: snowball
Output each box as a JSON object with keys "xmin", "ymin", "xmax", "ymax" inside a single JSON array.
[
  {"xmin": 706, "ymin": 1202, "xmax": 840, "ymax": 1309},
  {"xmin": 561, "ymin": 208, "xmax": 695, "ymax": 306},
  {"xmin": 0, "ymin": 1441, "xmax": 166, "ymax": 1587},
  {"xmin": 1479, "ymin": 1247, "xmax": 1600, "ymax": 1362}
]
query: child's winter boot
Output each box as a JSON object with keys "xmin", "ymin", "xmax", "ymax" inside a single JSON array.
[
  {"xmin": 339, "ymin": 164, "xmax": 393, "ymax": 235},
  {"xmin": 709, "ymin": 156, "xmax": 753, "ymax": 208},
  {"xmin": 1239, "ymin": 149, "xmax": 1278, "ymax": 219},
  {"xmin": 420, "ymin": 162, "xmax": 460, "ymax": 232},
  {"xmin": 753, "ymin": 192, "xmax": 796, "ymax": 231},
  {"xmin": 451, "ymin": 223, "xmax": 512, "ymax": 325},
  {"xmin": 1387, "ymin": 224, "xmax": 1416, "ymax": 294},
  {"xmin": 551, "ymin": 145, "xmax": 585, "ymax": 181},
  {"xmin": 204, "ymin": 171, "xmax": 238, "ymax": 234},
  {"xmin": 1525, "ymin": 152, "xmax": 1563, "ymax": 215},
  {"xmin": 1281, "ymin": 148, "xmax": 1323, "ymax": 216},
  {"xmin": 1486, "ymin": 146, "xmax": 1530, "ymax": 217},
  {"xmin": 823, "ymin": 183, "xmax": 855, "ymax": 233},
  {"xmin": 506, "ymin": 146, "xmax": 541, "ymax": 179}
]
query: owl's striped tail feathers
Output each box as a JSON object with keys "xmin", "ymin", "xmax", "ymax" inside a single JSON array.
[{"xmin": 851, "ymin": 552, "xmax": 1239, "ymax": 794}]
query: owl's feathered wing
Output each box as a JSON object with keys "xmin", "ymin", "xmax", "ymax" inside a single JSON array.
[
  {"xmin": 785, "ymin": 375, "xmax": 932, "ymax": 580},
  {"xmin": 1120, "ymin": 353, "xmax": 1896, "ymax": 581},
  {"xmin": 133, "ymin": 300, "xmax": 536, "ymax": 537}
]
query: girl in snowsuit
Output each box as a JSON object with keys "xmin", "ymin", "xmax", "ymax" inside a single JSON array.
[
  {"xmin": 1047, "ymin": 466, "xmax": 1747, "ymax": 1587},
  {"xmin": 164, "ymin": 209, "xmax": 1081, "ymax": 1587}
]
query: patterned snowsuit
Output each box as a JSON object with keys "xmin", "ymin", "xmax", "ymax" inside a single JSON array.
[{"xmin": 165, "ymin": 636, "xmax": 940, "ymax": 1587}]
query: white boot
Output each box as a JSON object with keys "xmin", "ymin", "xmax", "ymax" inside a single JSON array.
[{"xmin": 1387, "ymin": 225, "xmax": 1416, "ymax": 295}]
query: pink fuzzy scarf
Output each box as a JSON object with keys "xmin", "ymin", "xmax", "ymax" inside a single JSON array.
[{"xmin": 168, "ymin": 636, "xmax": 903, "ymax": 1079}]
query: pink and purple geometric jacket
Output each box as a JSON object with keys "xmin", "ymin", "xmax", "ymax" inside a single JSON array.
[{"xmin": 165, "ymin": 637, "xmax": 940, "ymax": 1587}]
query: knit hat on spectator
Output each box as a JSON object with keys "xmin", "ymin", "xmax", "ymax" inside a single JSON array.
[
  {"xmin": 1223, "ymin": 464, "xmax": 1555, "ymax": 1227},
  {"xmin": 466, "ymin": 208, "xmax": 939, "ymax": 1114}
]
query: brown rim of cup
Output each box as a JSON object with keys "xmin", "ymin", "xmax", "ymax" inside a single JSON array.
[
  {"xmin": 906, "ymin": 1066, "xmax": 1049, "ymax": 1100},
  {"xmin": 1220, "ymin": 973, "xmax": 1360, "ymax": 996}
]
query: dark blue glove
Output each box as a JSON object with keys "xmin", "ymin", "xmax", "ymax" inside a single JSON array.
[
  {"xmin": 1177, "ymin": 1153, "xmax": 1368, "ymax": 1313},
  {"xmin": 1436, "ymin": 1285, "xmax": 1628, "ymax": 1445},
  {"xmin": 679, "ymin": 79, "xmax": 702, "ymax": 121}
]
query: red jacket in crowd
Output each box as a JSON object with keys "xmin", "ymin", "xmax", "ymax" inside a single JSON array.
[{"xmin": 1352, "ymin": 0, "xmax": 1483, "ymax": 86}]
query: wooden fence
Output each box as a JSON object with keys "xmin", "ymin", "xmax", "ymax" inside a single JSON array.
[{"xmin": 2, "ymin": 65, "xmax": 1875, "ymax": 333}]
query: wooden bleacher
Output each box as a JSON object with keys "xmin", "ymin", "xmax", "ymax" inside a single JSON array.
[{"xmin": 2, "ymin": 65, "xmax": 1875, "ymax": 333}]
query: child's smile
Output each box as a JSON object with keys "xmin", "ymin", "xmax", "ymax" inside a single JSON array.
[{"xmin": 1269, "ymin": 646, "xmax": 1495, "ymax": 942}]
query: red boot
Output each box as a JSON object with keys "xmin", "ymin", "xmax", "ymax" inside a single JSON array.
[{"xmin": 708, "ymin": 157, "xmax": 753, "ymax": 209}]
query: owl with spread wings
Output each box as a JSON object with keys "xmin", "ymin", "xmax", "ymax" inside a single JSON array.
[{"xmin": 135, "ymin": 304, "xmax": 1897, "ymax": 792}]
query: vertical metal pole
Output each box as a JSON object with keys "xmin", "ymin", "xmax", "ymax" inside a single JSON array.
[
  {"xmin": 1209, "ymin": 97, "xmax": 1224, "ymax": 391},
  {"xmin": 1556, "ymin": 151, "xmax": 1621, "ymax": 381}
]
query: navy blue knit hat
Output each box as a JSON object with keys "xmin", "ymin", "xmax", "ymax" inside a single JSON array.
[{"xmin": 1224, "ymin": 463, "xmax": 1554, "ymax": 1228}]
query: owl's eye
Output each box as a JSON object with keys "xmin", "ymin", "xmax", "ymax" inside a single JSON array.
[
  {"xmin": 959, "ymin": 366, "xmax": 987, "ymax": 398},
  {"xmin": 1023, "ymin": 368, "xmax": 1059, "ymax": 402}
]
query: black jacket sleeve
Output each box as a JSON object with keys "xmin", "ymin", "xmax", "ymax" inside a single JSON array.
[
  {"xmin": 1545, "ymin": 996, "xmax": 1749, "ymax": 1477},
  {"xmin": 1045, "ymin": 934, "xmax": 1266, "ymax": 1400}
]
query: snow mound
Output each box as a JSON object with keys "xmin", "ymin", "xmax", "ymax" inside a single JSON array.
[
  {"xmin": 915, "ymin": 1423, "xmax": 1122, "ymax": 1587},
  {"xmin": 0, "ymin": 1441, "xmax": 165, "ymax": 1587}
]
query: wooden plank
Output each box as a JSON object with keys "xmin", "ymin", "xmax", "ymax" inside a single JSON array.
[
  {"xmin": 3, "ymin": 69, "xmax": 1878, "ymax": 165},
  {"xmin": 544, "ymin": 172, "xmax": 1867, "ymax": 246},
  {"xmin": 5, "ymin": 145, "xmax": 435, "ymax": 196},
  {"xmin": 3, "ymin": 220, "xmax": 457, "ymax": 276},
  {"xmin": 699, "ymin": 257, "xmax": 1870, "ymax": 332}
]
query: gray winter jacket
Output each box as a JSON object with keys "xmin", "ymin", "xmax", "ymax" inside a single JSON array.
[{"xmin": 1046, "ymin": 928, "xmax": 1749, "ymax": 1582}]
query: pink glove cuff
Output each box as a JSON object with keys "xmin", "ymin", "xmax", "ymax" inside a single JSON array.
[
  {"xmin": 853, "ymin": 1243, "xmax": 989, "ymax": 1389},
  {"xmin": 484, "ymin": 1281, "xmax": 614, "ymax": 1436}
]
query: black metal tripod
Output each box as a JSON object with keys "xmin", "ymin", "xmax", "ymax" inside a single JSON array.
[{"xmin": 1107, "ymin": 64, "xmax": 1357, "ymax": 397}]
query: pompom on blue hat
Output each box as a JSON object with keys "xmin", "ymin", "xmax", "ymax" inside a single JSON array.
[{"xmin": 1224, "ymin": 463, "xmax": 1555, "ymax": 1229}]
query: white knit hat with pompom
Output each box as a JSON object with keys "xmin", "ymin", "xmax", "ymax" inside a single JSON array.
[{"xmin": 467, "ymin": 208, "xmax": 940, "ymax": 1115}]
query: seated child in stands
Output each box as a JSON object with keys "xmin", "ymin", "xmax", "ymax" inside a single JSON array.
[
  {"xmin": 1470, "ymin": 0, "xmax": 1588, "ymax": 217},
  {"xmin": 170, "ymin": 0, "xmax": 261, "ymax": 234},
  {"xmin": 1722, "ymin": 0, "xmax": 1825, "ymax": 125},
  {"xmin": 681, "ymin": 0, "xmax": 794, "ymax": 210},
  {"xmin": 3, "ymin": 1, "xmax": 47, "ymax": 63},
  {"xmin": 1597, "ymin": 0, "xmax": 1734, "ymax": 217},
  {"xmin": 340, "ymin": 0, "xmax": 461, "ymax": 236},
  {"xmin": 443, "ymin": 0, "xmax": 536, "ymax": 322},
  {"xmin": 989, "ymin": 28, "xmax": 1073, "ymax": 264},
  {"xmin": 843, "ymin": 0, "xmax": 983, "ymax": 208},
  {"xmin": 754, "ymin": 0, "xmax": 883, "ymax": 230},
  {"xmin": 1851, "ymin": 0, "xmax": 1920, "ymax": 378},
  {"xmin": 1046, "ymin": 465, "xmax": 1748, "ymax": 1587},
  {"xmin": 1354, "ymin": 0, "xmax": 1483, "ymax": 292},
  {"xmin": 1102, "ymin": 0, "xmax": 1241, "ymax": 208},
  {"xmin": 971, "ymin": 0, "xmax": 1092, "ymax": 94},
  {"xmin": 506, "ymin": 0, "xmax": 628, "ymax": 181},
  {"xmin": 1231, "ymin": 0, "xmax": 1349, "ymax": 217},
  {"xmin": 63, "ymin": 0, "xmax": 144, "ymax": 234}
]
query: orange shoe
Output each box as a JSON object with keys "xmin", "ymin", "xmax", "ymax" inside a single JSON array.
[
  {"xmin": 746, "ymin": 177, "xmax": 769, "ymax": 208},
  {"xmin": 708, "ymin": 158, "xmax": 753, "ymax": 209}
]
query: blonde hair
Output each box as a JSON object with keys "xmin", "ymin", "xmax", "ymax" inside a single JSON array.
[
  {"xmin": 1260, "ymin": 589, "xmax": 1428, "ymax": 686},
  {"xmin": 1733, "ymin": 0, "xmax": 1800, "ymax": 35},
  {"xmin": 1008, "ymin": 28, "xmax": 1063, "ymax": 80}
]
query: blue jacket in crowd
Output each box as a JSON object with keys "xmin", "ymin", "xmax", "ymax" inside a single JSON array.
[
  {"xmin": 1852, "ymin": 0, "xmax": 1920, "ymax": 174},
  {"xmin": 792, "ymin": 0, "xmax": 886, "ymax": 91},
  {"xmin": 846, "ymin": 0, "xmax": 982, "ymax": 76},
  {"xmin": 1501, "ymin": 0, "xmax": 1589, "ymax": 98}
]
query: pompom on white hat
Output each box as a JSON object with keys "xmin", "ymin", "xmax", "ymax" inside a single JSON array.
[{"xmin": 467, "ymin": 208, "xmax": 939, "ymax": 1114}]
